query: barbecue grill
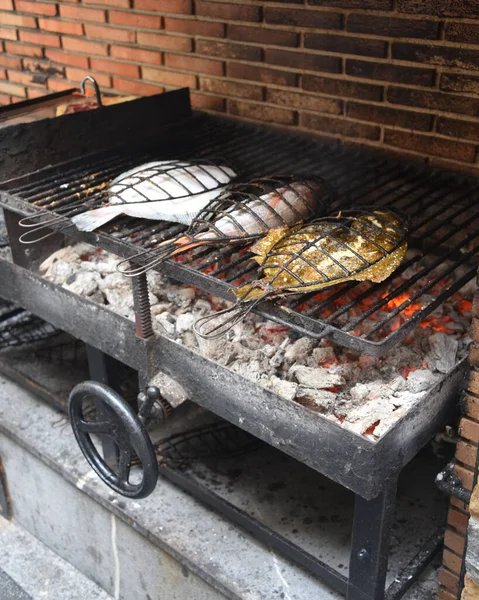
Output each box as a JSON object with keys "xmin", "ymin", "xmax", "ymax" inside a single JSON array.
[{"xmin": 0, "ymin": 88, "xmax": 475, "ymax": 600}]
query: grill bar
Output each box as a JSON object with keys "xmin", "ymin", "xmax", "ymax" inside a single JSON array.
[{"xmin": 0, "ymin": 112, "xmax": 477, "ymax": 355}]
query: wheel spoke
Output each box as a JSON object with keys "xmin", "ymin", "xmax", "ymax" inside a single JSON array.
[
  {"xmin": 77, "ymin": 419, "xmax": 112, "ymax": 435},
  {"xmin": 118, "ymin": 446, "xmax": 132, "ymax": 482}
]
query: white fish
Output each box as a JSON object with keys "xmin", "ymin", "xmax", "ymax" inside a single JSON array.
[{"xmin": 71, "ymin": 160, "xmax": 236, "ymax": 232}]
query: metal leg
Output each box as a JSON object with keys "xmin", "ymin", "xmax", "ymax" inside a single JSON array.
[
  {"xmin": 347, "ymin": 480, "xmax": 398, "ymax": 600},
  {"xmin": 86, "ymin": 345, "xmax": 122, "ymax": 466}
]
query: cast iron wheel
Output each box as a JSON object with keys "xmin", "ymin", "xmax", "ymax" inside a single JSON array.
[{"xmin": 69, "ymin": 381, "xmax": 158, "ymax": 499}]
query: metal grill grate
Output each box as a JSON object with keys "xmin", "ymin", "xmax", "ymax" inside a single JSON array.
[
  {"xmin": 1, "ymin": 113, "xmax": 477, "ymax": 355},
  {"xmin": 0, "ymin": 300, "xmax": 59, "ymax": 348}
]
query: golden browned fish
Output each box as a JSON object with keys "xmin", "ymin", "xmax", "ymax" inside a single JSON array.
[{"xmin": 234, "ymin": 210, "xmax": 408, "ymax": 302}]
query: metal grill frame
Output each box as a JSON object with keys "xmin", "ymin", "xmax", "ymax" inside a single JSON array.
[{"xmin": 0, "ymin": 108, "xmax": 476, "ymax": 355}]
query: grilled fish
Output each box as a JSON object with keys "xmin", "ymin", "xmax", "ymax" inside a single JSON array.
[
  {"xmin": 71, "ymin": 160, "xmax": 236, "ymax": 232},
  {"xmin": 234, "ymin": 210, "xmax": 408, "ymax": 301},
  {"xmin": 118, "ymin": 176, "xmax": 334, "ymax": 275}
]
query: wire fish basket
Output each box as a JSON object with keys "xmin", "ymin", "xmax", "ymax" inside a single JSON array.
[
  {"xmin": 0, "ymin": 301, "xmax": 59, "ymax": 348},
  {"xmin": 17, "ymin": 158, "xmax": 237, "ymax": 244},
  {"xmin": 194, "ymin": 208, "xmax": 410, "ymax": 339},
  {"xmin": 118, "ymin": 174, "xmax": 335, "ymax": 276}
]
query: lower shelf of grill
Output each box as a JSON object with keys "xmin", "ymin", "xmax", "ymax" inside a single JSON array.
[
  {"xmin": 0, "ymin": 374, "xmax": 445, "ymax": 600},
  {"xmin": 0, "ymin": 257, "xmax": 467, "ymax": 500}
]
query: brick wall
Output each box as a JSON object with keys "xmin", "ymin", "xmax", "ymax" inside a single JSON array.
[
  {"xmin": 0, "ymin": 0, "xmax": 479, "ymax": 174},
  {"xmin": 439, "ymin": 288, "xmax": 479, "ymax": 600}
]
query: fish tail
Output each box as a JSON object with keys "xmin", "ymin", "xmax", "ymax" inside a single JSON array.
[
  {"xmin": 71, "ymin": 206, "xmax": 122, "ymax": 232},
  {"xmin": 233, "ymin": 282, "xmax": 265, "ymax": 302}
]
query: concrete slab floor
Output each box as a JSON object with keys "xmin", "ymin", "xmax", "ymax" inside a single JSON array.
[
  {"xmin": 0, "ymin": 373, "xmax": 449, "ymax": 600},
  {"xmin": 0, "ymin": 516, "xmax": 113, "ymax": 600}
]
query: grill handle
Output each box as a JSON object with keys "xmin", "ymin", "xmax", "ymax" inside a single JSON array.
[
  {"xmin": 80, "ymin": 76, "xmax": 103, "ymax": 108},
  {"xmin": 435, "ymin": 461, "xmax": 471, "ymax": 503}
]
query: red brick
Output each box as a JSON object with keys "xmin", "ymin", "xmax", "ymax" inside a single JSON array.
[
  {"xmin": 393, "ymin": 42, "xmax": 479, "ymax": 71},
  {"xmin": 137, "ymin": 31, "xmax": 191, "ymax": 52},
  {"xmin": 388, "ymin": 87, "xmax": 479, "ymax": 118},
  {"xmin": 0, "ymin": 26, "xmax": 17, "ymax": 40},
  {"xmin": 308, "ymin": 0, "xmax": 393, "ymax": 9},
  {"xmin": 438, "ymin": 588, "xmax": 457, "ymax": 600},
  {"xmin": 0, "ymin": 93, "xmax": 11, "ymax": 104},
  {"xmin": 446, "ymin": 22, "xmax": 479, "ymax": 45},
  {"xmin": 45, "ymin": 49, "xmax": 89, "ymax": 69},
  {"xmin": 265, "ymin": 7, "xmax": 342, "ymax": 30},
  {"xmin": 438, "ymin": 568, "xmax": 460, "ymax": 592},
  {"xmin": 23, "ymin": 58, "xmax": 63, "ymax": 75},
  {"xmin": 346, "ymin": 59, "xmax": 434, "ymax": 87},
  {"xmin": 164, "ymin": 17, "xmax": 225, "ymax": 38},
  {"xmin": 437, "ymin": 117, "xmax": 479, "ymax": 143},
  {"xmin": 228, "ymin": 25, "xmax": 298, "ymax": 48},
  {"xmin": 16, "ymin": 1, "xmax": 57, "ymax": 16},
  {"xmin": 228, "ymin": 100, "xmax": 296, "ymax": 125},
  {"xmin": 27, "ymin": 88, "xmax": 46, "ymax": 99},
  {"xmin": 19, "ymin": 31, "xmax": 61, "ymax": 47},
  {"xmin": 442, "ymin": 548, "xmax": 463, "ymax": 576},
  {"xmin": 165, "ymin": 54, "xmax": 223, "ymax": 75},
  {"xmin": 5, "ymin": 41, "xmax": 42, "ymax": 56},
  {"xmin": 444, "ymin": 527, "xmax": 466, "ymax": 555},
  {"xmin": 447, "ymin": 506, "xmax": 470, "ymax": 533},
  {"xmin": 200, "ymin": 77, "xmax": 263, "ymax": 101},
  {"xmin": 384, "ymin": 129, "xmax": 476, "ymax": 163},
  {"xmin": 85, "ymin": 24, "xmax": 135, "ymax": 43},
  {"xmin": 113, "ymin": 76, "xmax": 163, "ymax": 95},
  {"xmin": 268, "ymin": 88, "xmax": 343, "ymax": 114},
  {"xmin": 8, "ymin": 70, "xmax": 47, "ymax": 86},
  {"xmin": 111, "ymin": 45, "xmax": 163, "ymax": 66},
  {"xmin": 109, "ymin": 10, "xmax": 161, "ymax": 30},
  {"xmin": 228, "ymin": 62, "xmax": 296, "ymax": 87},
  {"xmin": 0, "ymin": 54, "xmax": 21, "ymax": 69},
  {"xmin": 0, "ymin": 0, "xmax": 12, "ymax": 9},
  {"xmin": 91, "ymin": 58, "xmax": 140, "ymax": 78},
  {"xmin": 59, "ymin": 5, "xmax": 106, "ymax": 23},
  {"xmin": 38, "ymin": 18, "xmax": 84, "ymax": 36},
  {"xmin": 0, "ymin": 12, "xmax": 36, "ymax": 28},
  {"xmin": 398, "ymin": 0, "xmax": 479, "ymax": 19},
  {"xmin": 460, "ymin": 417, "xmax": 479, "ymax": 442},
  {"xmin": 196, "ymin": 39, "xmax": 261, "ymax": 62},
  {"xmin": 196, "ymin": 1, "xmax": 260, "ymax": 22},
  {"xmin": 347, "ymin": 14, "xmax": 439, "ymax": 39},
  {"xmin": 142, "ymin": 66, "xmax": 196, "ymax": 88},
  {"xmin": 65, "ymin": 67, "xmax": 110, "ymax": 87},
  {"xmin": 301, "ymin": 113, "xmax": 380, "ymax": 140},
  {"xmin": 47, "ymin": 78, "xmax": 75, "ymax": 92},
  {"xmin": 62, "ymin": 37, "xmax": 108, "ymax": 56},
  {"xmin": 305, "ymin": 33, "xmax": 387, "ymax": 58},
  {"xmin": 347, "ymin": 102, "xmax": 432, "ymax": 130},
  {"xmin": 303, "ymin": 75, "xmax": 383, "ymax": 101},
  {"xmin": 265, "ymin": 48, "xmax": 341, "ymax": 74},
  {"xmin": 84, "ymin": 0, "xmax": 130, "ymax": 5},
  {"xmin": 453, "ymin": 463, "xmax": 475, "ymax": 490},
  {"xmin": 190, "ymin": 92, "xmax": 225, "ymax": 111},
  {"xmin": 134, "ymin": 0, "xmax": 191, "ymax": 13},
  {"xmin": 0, "ymin": 80, "xmax": 26, "ymax": 96},
  {"xmin": 441, "ymin": 73, "xmax": 479, "ymax": 95}
]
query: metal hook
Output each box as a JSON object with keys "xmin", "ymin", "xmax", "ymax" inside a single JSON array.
[
  {"xmin": 80, "ymin": 76, "xmax": 103, "ymax": 108},
  {"xmin": 193, "ymin": 298, "xmax": 263, "ymax": 339}
]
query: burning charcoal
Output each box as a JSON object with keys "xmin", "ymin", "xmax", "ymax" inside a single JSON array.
[
  {"xmin": 371, "ymin": 407, "xmax": 409, "ymax": 439},
  {"xmin": 268, "ymin": 376, "xmax": 298, "ymax": 402},
  {"xmin": 151, "ymin": 302, "xmax": 174, "ymax": 315},
  {"xmin": 64, "ymin": 270, "xmax": 101, "ymax": 297},
  {"xmin": 425, "ymin": 332, "xmax": 459, "ymax": 374},
  {"xmin": 176, "ymin": 313, "xmax": 195, "ymax": 335},
  {"xmin": 289, "ymin": 365, "xmax": 345, "ymax": 389},
  {"xmin": 312, "ymin": 346, "xmax": 336, "ymax": 365},
  {"xmin": 406, "ymin": 369, "xmax": 439, "ymax": 394},
  {"xmin": 392, "ymin": 390, "xmax": 426, "ymax": 407},
  {"xmin": 296, "ymin": 386, "xmax": 336, "ymax": 411},
  {"xmin": 181, "ymin": 330, "xmax": 198, "ymax": 349},
  {"xmin": 284, "ymin": 337, "xmax": 315, "ymax": 363},
  {"xmin": 150, "ymin": 371, "xmax": 189, "ymax": 408},
  {"xmin": 343, "ymin": 401, "xmax": 396, "ymax": 436},
  {"xmin": 388, "ymin": 375, "xmax": 407, "ymax": 393},
  {"xmin": 192, "ymin": 299, "xmax": 213, "ymax": 314},
  {"xmin": 349, "ymin": 383, "xmax": 369, "ymax": 402},
  {"xmin": 154, "ymin": 313, "xmax": 176, "ymax": 337}
]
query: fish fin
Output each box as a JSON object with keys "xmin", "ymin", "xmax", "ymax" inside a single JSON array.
[{"xmin": 71, "ymin": 206, "xmax": 122, "ymax": 232}]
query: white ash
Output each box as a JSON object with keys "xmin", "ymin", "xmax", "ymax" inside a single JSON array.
[{"xmin": 40, "ymin": 243, "xmax": 473, "ymax": 440}]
